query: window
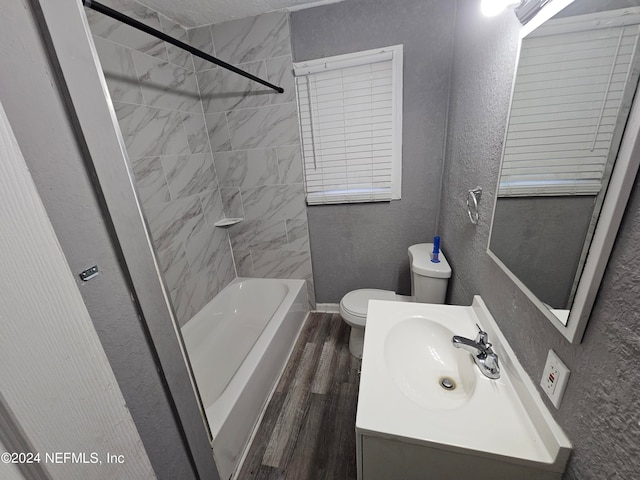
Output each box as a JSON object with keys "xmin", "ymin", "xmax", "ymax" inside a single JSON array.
[
  {"xmin": 499, "ymin": 12, "xmax": 640, "ymax": 197},
  {"xmin": 293, "ymin": 45, "xmax": 403, "ymax": 205}
]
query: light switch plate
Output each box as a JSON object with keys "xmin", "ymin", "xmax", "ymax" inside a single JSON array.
[{"xmin": 540, "ymin": 349, "xmax": 570, "ymax": 408}]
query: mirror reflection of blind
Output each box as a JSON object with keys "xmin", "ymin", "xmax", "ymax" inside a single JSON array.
[
  {"xmin": 499, "ymin": 12, "xmax": 640, "ymax": 197},
  {"xmin": 294, "ymin": 46, "xmax": 403, "ymax": 205}
]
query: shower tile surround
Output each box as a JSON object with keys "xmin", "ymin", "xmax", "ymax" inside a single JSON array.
[
  {"xmin": 87, "ymin": 0, "xmax": 314, "ymax": 325},
  {"xmin": 193, "ymin": 12, "xmax": 314, "ymax": 304}
]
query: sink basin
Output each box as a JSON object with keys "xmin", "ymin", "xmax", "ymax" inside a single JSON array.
[
  {"xmin": 356, "ymin": 297, "xmax": 572, "ymax": 480},
  {"xmin": 384, "ymin": 317, "xmax": 477, "ymax": 410}
]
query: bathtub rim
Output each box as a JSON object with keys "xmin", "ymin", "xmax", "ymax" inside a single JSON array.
[
  {"xmin": 182, "ymin": 278, "xmax": 291, "ymax": 408},
  {"xmin": 200, "ymin": 277, "xmax": 307, "ymax": 439}
]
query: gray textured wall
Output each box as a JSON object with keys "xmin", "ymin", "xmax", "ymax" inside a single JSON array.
[
  {"xmin": 0, "ymin": 2, "xmax": 199, "ymax": 479},
  {"xmin": 290, "ymin": 0, "xmax": 456, "ymax": 303},
  {"xmin": 490, "ymin": 196, "xmax": 595, "ymax": 308},
  {"xmin": 440, "ymin": 1, "xmax": 640, "ymax": 478}
]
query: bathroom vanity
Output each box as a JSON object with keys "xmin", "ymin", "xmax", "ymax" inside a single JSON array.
[{"xmin": 356, "ymin": 299, "xmax": 571, "ymax": 480}]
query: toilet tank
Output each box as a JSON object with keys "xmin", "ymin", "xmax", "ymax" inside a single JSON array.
[{"xmin": 408, "ymin": 243, "xmax": 452, "ymax": 303}]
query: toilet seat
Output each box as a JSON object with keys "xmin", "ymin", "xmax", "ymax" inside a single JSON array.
[
  {"xmin": 339, "ymin": 242, "xmax": 450, "ymax": 359},
  {"xmin": 340, "ymin": 289, "xmax": 398, "ymax": 327}
]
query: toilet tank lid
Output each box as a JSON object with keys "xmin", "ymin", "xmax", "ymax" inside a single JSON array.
[{"xmin": 408, "ymin": 243, "xmax": 452, "ymax": 278}]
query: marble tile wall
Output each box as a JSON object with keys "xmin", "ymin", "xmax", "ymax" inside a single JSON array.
[
  {"xmin": 191, "ymin": 12, "xmax": 315, "ymax": 306},
  {"xmin": 88, "ymin": 1, "xmax": 315, "ymax": 319},
  {"xmin": 87, "ymin": 0, "xmax": 236, "ymax": 326}
]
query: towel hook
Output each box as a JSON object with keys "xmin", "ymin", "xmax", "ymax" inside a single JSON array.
[{"xmin": 466, "ymin": 187, "xmax": 482, "ymax": 225}]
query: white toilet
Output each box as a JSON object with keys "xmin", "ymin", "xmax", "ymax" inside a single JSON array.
[{"xmin": 339, "ymin": 243, "xmax": 451, "ymax": 358}]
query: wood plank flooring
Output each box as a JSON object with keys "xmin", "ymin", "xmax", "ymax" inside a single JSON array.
[{"xmin": 237, "ymin": 312, "xmax": 361, "ymax": 480}]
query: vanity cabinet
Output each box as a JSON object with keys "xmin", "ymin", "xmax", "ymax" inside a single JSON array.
[{"xmin": 357, "ymin": 434, "xmax": 562, "ymax": 480}]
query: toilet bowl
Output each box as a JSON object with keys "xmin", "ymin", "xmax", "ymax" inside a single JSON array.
[
  {"xmin": 339, "ymin": 243, "xmax": 451, "ymax": 358},
  {"xmin": 340, "ymin": 289, "xmax": 408, "ymax": 358}
]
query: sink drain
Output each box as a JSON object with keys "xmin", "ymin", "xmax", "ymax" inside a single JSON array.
[{"xmin": 439, "ymin": 377, "xmax": 456, "ymax": 390}]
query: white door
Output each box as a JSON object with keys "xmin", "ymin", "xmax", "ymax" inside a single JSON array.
[{"xmin": 0, "ymin": 99, "xmax": 156, "ymax": 480}]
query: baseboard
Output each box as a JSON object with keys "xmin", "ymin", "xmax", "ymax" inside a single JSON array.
[{"xmin": 314, "ymin": 303, "xmax": 340, "ymax": 313}]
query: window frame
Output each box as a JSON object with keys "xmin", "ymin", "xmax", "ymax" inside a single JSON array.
[{"xmin": 293, "ymin": 44, "xmax": 404, "ymax": 205}]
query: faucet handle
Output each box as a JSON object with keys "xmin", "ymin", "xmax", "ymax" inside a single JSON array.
[
  {"xmin": 484, "ymin": 351, "xmax": 500, "ymax": 376},
  {"xmin": 475, "ymin": 324, "xmax": 489, "ymax": 346}
]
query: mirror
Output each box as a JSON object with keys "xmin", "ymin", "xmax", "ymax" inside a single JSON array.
[{"xmin": 488, "ymin": 0, "xmax": 640, "ymax": 343}]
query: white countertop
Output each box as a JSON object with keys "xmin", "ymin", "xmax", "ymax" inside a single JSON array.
[{"xmin": 356, "ymin": 297, "xmax": 571, "ymax": 472}]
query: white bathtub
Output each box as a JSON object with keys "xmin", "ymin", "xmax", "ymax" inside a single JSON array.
[{"xmin": 181, "ymin": 277, "xmax": 309, "ymax": 480}]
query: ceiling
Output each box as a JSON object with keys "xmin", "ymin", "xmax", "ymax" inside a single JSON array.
[{"xmin": 137, "ymin": 0, "xmax": 346, "ymax": 28}]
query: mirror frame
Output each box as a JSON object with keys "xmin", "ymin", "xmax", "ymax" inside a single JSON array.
[{"xmin": 487, "ymin": 0, "xmax": 640, "ymax": 344}]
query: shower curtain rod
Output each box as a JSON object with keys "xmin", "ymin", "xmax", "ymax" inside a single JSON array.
[{"xmin": 82, "ymin": 0, "xmax": 285, "ymax": 94}]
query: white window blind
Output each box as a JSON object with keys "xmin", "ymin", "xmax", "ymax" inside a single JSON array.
[
  {"xmin": 293, "ymin": 45, "xmax": 403, "ymax": 205},
  {"xmin": 499, "ymin": 12, "xmax": 640, "ymax": 197}
]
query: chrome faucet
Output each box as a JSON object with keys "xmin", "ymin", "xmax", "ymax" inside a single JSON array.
[{"xmin": 452, "ymin": 324, "xmax": 500, "ymax": 379}]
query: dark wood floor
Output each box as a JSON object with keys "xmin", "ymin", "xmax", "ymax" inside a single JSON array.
[{"xmin": 237, "ymin": 312, "xmax": 361, "ymax": 480}]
